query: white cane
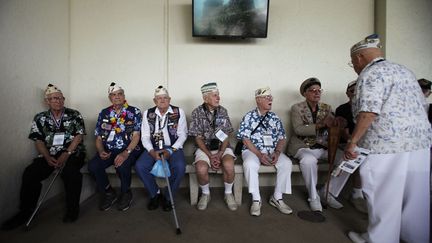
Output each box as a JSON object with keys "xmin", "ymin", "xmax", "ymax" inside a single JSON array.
[
  {"xmin": 25, "ymin": 163, "xmax": 65, "ymax": 230},
  {"xmin": 158, "ymin": 139, "xmax": 182, "ymax": 235}
]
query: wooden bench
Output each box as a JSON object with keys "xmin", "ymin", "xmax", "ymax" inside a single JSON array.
[
  {"xmin": 81, "ymin": 157, "xmax": 330, "ymax": 206},
  {"xmin": 186, "ymin": 158, "xmax": 329, "ymax": 206}
]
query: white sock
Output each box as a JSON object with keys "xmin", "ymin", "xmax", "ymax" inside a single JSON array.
[
  {"xmin": 252, "ymin": 192, "xmax": 261, "ymax": 202},
  {"xmin": 224, "ymin": 182, "xmax": 233, "ymax": 194},
  {"xmin": 352, "ymin": 188, "xmax": 364, "ymax": 199},
  {"xmin": 273, "ymin": 192, "xmax": 283, "ymax": 200},
  {"xmin": 200, "ymin": 183, "xmax": 210, "ymax": 195}
]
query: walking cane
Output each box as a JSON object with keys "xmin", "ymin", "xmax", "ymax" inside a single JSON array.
[
  {"xmin": 324, "ymin": 125, "xmax": 341, "ymax": 207},
  {"xmin": 25, "ymin": 163, "xmax": 65, "ymax": 230},
  {"xmin": 158, "ymin": 139, "xmax": 182, "ymax": 235}
]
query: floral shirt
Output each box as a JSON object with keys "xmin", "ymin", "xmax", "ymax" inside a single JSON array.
[
  {"xmin": 29, "ymin": 108, "xmax": 86, "ymax": 155},
  {"xmin": 95, "ymin": 103, "xmax": 142, "ymax": 151},
  {"xmin": 237, "ymin": 108, "xmax": 286, "ymax": 154},
  {"xmin": 352, "ymin": 57, "xmax": 432, "ymax": 153},
  {"xmin": 188, "ymin": 104, "xmax": 233, "ymax": 147}
]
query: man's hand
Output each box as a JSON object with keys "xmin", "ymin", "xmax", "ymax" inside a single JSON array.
[
  {"xmin": 45, "ymin": 156, "xmax": 59, "ymax": 167},
  {"xmin": 149, "ymin": 150, "xmax": 161, "ymax": 160},
  {"xmin": 56, "ymin": 152, "xmax": 70, "ymax": 168},
  {"xmin": 344, "ymin": 142, "xmax": 358, "ymax": 160},
  {"xmin": 270, "ymin": 151, "xmax": 280, "ymax": 165},
  {"xmin": 210, "ymin": 153, "xmax": 221, "ymax": 170},
  {"xmin": 114, "ymin": 151, "xmax": 129, "ymax": 168},
  {"xmin": 259, "ymin": 153, "xmax": 272, "ymax": 166},
  {"xmin": 99, "ymin": 151, "xmax": 111, "ymax": 160}
]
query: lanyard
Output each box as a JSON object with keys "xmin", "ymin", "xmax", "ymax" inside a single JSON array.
[
  {"xmin": 157, "ymin": 114, "xmax": 168, "ymax": 131},
  {"xmin": 50, "ymin": 110, "xmax": 65, "ymax": 130},
  {"xmin": 203, "ymin": 104, "xmax": 218, "ymax": 129}
]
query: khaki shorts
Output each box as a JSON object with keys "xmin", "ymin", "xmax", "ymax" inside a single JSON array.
[{"xmin": 193, "ymin": 147, "xmax": 236, "ymax": 167}]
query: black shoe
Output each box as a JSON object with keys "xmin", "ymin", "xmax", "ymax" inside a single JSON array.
[
  {"xmin": 162, "ymin": 197, "xmax": 172, "ymax": 212},
  {"xmin": 62, "ymin": 210, "xmax": 79, "ymax": 223},
  {"xmin": 99, "ymin": 188, "xmax": 117, "ymax": 211},
  {"xmin": 1, "ymin": 211, "xmax": 31, "ymax": 230},
  {"xmin": 147, "ymin": 194, "xmax": 160, "ymax": 210},
  {"xmin": 117, "ymin": 190, "xmax": 133, "ymax": 211}
]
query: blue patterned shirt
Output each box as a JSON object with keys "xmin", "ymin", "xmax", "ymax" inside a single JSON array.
[
  {"xmin": 237, "ymin": 108, "xmax": 286, "ymax": 153},
  {"xmin": 352, "ymin": 58, "xmax": 432, "ymax": 153},
  {"xmin": 95, "ymin": 103, "xmax": 142, "ymax": 150}
]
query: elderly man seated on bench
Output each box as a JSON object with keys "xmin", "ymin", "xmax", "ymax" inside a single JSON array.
[
  {"xmin": 188, "ymin": 82, "xmax": 238, "ymax": 211},
  {"xmin": 237, "ymin": 87, "xmax": 293, "ymax": 217},
  {"xmin": 288, "ymin": 78, "xmax": 345, "ymax": 212}
]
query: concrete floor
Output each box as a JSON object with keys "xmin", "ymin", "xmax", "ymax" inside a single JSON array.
[{"xmin": 0, "ymin": 186, "xmax": 368, "ymax": 243}]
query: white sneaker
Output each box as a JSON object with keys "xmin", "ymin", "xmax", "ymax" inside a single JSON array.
[
  {"xmin": 350, "ymin": 197, "xmax": 368, "ymax": 214},
  {"xmin": 347, "ymin": 231, "xmax": 367, "ymax": 243},
  {"xmin": 224, "ymin": 193, "xmax": 238, "ymax": 211},
  {"xmin": 308, "ymin": 197, "xmax": 322, "ymax": 212},
  {"xmin": 250, "ymin": 200, "xmax": 261, "ymax": 216},
  {"xmin": 319, "ymin": 189, "xmax": 343, "ymax": 209},
  {"xmin": 197, "ymin": 194, "xmax": 210, "ymax": 211},
  {"xmin": 269, "ymin": 196, "xmax": 293, "ymax": 214}
]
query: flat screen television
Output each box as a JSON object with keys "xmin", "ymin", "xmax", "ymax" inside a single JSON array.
[{"xmin": 193, "ymin": 0, "xmax": 269, "ymax": 38}]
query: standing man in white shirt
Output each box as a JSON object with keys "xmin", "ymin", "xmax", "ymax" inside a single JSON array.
[{"xmin": 346, "ymin": 34, "xmax": 431, "ymax": 243}]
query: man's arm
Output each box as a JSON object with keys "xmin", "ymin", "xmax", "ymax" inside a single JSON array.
[
  {"xmin": 344, "ymin": 111, "xmax": 377, "ymax": 159},
  {"xmin": 243, "ymin": 138, "xmax": 272, "ymax": 165},
  {"xmin": 271, "ymin": 138, "xmax": 286, "ymax": 164},
  {"xmin": 96, "ymin": 136, "xmax": 111, "ymax": 160},
  {"xmin": 35, "ymin": 140, "xmax": 58, "ymax": 167},
  {"xmin": 56, "ymin": 134, "xmax": 83, "ymax": 167},
  {"xmin": 171, "ymin": 108, "xmax": 188, "ymax": 149},
  {"xmin": 114, "ymin": 131, "xmax": 140, "ymax": 167},
  {"xmin": 195, "ymin": 136, "xmax": 211, "ymax": 158}
]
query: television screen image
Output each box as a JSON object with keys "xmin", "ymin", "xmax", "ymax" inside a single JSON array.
[{"xmin": 193, "ymin": 0, "xmax": 269, "ymax": 38}]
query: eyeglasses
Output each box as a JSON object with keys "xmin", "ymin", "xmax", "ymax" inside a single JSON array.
[
  {"xmin": 155, "ymin": 96, "xmax": 170, "ymax": 101},
  {"xmin": 258, "ymin": 95, "xmax": 273, "ymax": 100},
  {"xmin": 307, "ymin": 88, "xmax": 323, "ymax": 94},
  {"xmin": 47, "ymin": 96, "xmax": 64, "ymax": 102}
]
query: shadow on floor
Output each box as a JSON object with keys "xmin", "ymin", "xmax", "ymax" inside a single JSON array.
[{"xmin": 0, "ymin": 186, "xmax": 368, "ymax": 243}]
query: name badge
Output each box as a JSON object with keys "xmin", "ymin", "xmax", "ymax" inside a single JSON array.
[
  {"xmin": 107, "ymin": 130, "xmax": 115, "ymax": 142},
  {"xmin": 263, "ymin": 134, "xmax": 273, "ymax": 147},
  {"xmin": 52, "ymin": 133, "xmax": 65, "ymax": 146},
  {"xmin": 215, "ymin": 129, "xmax": 228, "ymax": 142}
]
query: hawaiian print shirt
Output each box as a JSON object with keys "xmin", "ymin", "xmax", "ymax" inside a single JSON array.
[
  {"xmin": 29, "ymin": 108, "xmax": 86, "ymax": 155},
  {"xmin": 237, "ymin": 108, "xmax": 286, "ymax": 154},
  {"xmin": 188, "ymin": 104, "xmax": 234, "ymax": 147},
  {"xmin": 352, "ymin": 57, "xmax": 432, "ymax": 153},
  {"xmin": 95, "ymin": 103, "xmax": 142, "ymax": 151}
]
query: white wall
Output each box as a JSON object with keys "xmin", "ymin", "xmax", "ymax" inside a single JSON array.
[
  {"xmin": 385, "ymin": 0, "xmax": 432, "ymax": 79},
  {"xmin": 70, "ymin": 0, "xmax": 374, "ymax": 156},
  {"xmin": 0, "ymin": 0, "xmax": 70, "ymax": 220}
]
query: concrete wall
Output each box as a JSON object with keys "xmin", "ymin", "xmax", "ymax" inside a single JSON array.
[
  {"xmin": 70, "ymin": 0, "xmax": 374, "ymax": 156},
  {"xmin": 0, "ymin": 0, "xmax": 70, "ymax": 221},
  {"xmin": 1, "ymin": 0, "xmax": 431, "ymax": 222},
  {"xmin": 385, "ymin": 0, "xmax": 432, "ymax": 79}
]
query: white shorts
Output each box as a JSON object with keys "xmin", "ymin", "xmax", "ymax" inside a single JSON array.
[{"xmin": 193, "ymin": 148, "xmax": 236, "ymax": 167}]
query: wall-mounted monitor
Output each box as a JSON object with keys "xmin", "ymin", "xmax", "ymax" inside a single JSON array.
[{"xmin": 193, "ymin": 0, "xmax": 270, "ymax": 38}]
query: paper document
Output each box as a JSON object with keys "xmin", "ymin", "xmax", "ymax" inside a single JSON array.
[
  {"xmin": 328, "ymin": 147, "xmax": 370, "ymax": 197},
  {"xmin": 336, "ymin": 147, "xmax": 370, "ymax": 174}
]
